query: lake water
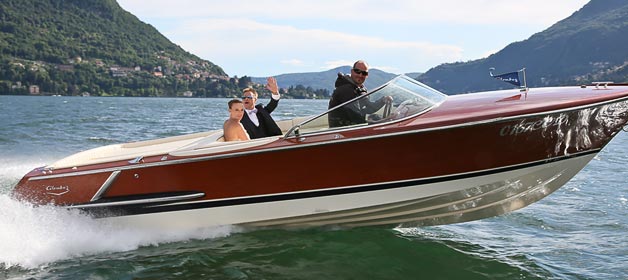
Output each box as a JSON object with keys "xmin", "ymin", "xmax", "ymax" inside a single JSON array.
[{"xmin": 1, "ymin": 95, "xmax": 627, "ymax": 279}]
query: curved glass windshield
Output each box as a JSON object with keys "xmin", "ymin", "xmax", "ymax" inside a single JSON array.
[{"xmin": 286, "ymin": 75, "xmax": 447, "ymax": 137}]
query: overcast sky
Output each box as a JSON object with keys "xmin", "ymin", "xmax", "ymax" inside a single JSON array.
[{"xmin": 117, "ymin": 0, "xmax": 589, "ymax": 77}]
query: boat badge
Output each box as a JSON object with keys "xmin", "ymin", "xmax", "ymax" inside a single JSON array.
[{"xmin": 45, "ymin": 185, "xmax": 70, "ymax": 196}]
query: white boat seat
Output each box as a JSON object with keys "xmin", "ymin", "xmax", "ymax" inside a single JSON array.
[{"xmin": 48, "ymin": 131, "xmax": 222, "ymax": 169}]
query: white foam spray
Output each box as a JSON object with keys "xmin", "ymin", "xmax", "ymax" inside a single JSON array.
[
  {"xmin": 0, "ymin": 157, "xmax": 238, "ymax": 269},
  {"xmin": 0, "ymin": 195, "xmax": 237, "ymax": 269}
]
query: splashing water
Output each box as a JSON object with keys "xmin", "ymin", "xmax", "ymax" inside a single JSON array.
[
  {"xmin": 0, "ymin": 195, "xmax": 238, "ymax": 269},
  {"xmin": 0, "ymin": 158, "xmax": 239, "ymax": 269}
]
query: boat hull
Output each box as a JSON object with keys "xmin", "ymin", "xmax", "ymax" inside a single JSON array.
[
  {"xmin": 103, "ymin": 152, "xmax": 595, "ymax": 229},
  {"xmin": 12, "ymin": 88, "xmax": 628, "ymax": 230}
]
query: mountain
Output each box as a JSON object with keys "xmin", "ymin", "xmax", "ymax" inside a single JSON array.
[
  {"xmin": 418, "ymin": 0, "xmax": 628, "ymax": 94},
  {"xmin": 252, "ymin": 67, "xmax": 414, "ymax": 92},
  {"xmin": 0, "ymin": 0, "xmax": 224, "ymax": 74},
  {"xmin": 0, "ymin": 0, "xmax": 256, "ymax": 97}
]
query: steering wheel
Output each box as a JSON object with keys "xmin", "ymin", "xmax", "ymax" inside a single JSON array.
[
  {"xmin": 392, "ymin": 100, "xmax": 415, "ymax": 119},
  {"xmin": 382, "ymin": 99, "xmax": 393, "ymax": 118}
]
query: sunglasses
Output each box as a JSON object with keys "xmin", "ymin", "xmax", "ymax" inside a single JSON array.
[
  {"xmin": 241, "ymin": 96, "xmax": 254, "ymax": 100},
  {"xmin": 353, "ymin": 68, "xmax": 369, "ymax": 76}
]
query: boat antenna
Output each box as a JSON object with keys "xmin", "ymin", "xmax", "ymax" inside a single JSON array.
[{"xmin": 520, "ymin": 68, "xmax": 528, "ymax": 97}]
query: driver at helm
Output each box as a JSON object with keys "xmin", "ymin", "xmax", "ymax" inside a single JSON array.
[{"xmin": 328, "ymin": 60, "xmax": 392, "ymax": 127}]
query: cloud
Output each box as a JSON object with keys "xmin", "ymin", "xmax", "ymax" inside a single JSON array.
[
  {"xmin": 167, "ymin": 18, "xmax": 463, "ymax": 75},
  {"xmin": 116, "ymin": 0, "xmax": 589, "ymax": 76},
  {"xmin": 119, "ymin": 0, "xmax": 588, "ymax": 26},
  {"xmin": 280, "ymin": 59, "xmax": 305, "ymax": 67},
  {"xmin": 323, "ymin": 60, "xmax": 354, "ymax": 70}
]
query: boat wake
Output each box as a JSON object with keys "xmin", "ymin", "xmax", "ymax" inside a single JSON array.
[
  {"xmin": 0, "ymin": 157, "xmax": 240, "ymax": 269},
  {"xmin": 0, "ymin": 194, "xmax": 238, "ymax": 269}
]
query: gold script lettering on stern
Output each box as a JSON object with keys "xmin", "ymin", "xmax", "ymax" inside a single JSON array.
[{"xmin": 45, "ymin": 185, "xmax": 70, "ymax": 196}]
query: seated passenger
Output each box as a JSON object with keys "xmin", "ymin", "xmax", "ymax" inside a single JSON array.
[
  {"xmin": 328, "ymin": 60, "xmax": 391, "ymax": 127},
  {"xmin": 224, "ymin": 99, "xmax": 251, "ymax": 141}
]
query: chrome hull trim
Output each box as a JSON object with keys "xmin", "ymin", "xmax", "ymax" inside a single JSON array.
[
  {"xmin": 91, "ymin": 170, "xmax": 120, "ymax": 202},
  {"xmin": 66, "ymin": 192, "xmax": 205, "ymax": 209}
]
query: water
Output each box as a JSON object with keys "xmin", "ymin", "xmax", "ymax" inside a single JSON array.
[{"xmin": 1, "ymin": 95, "xmax": 627, "ymax": 279}]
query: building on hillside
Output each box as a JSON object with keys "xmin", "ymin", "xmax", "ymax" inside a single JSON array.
[
  {"xmin": 110, "ymin": 66, "xmax": 137, "ymax": 77},
  {"xmin": 57, "ymin": 65, "xmax": 74, "ymax": 71},
  {"xmin": 29, "ymin": 85, "xmax": 40, "ymax": 95},
  {"xmin": 207, "ymin": 74, "xmax": 229, "ymax": 82},
  {"xmin": 110, "ymin": 67, "xmax": 127, "ymax": 77},
  {"xmin": 11, "ymin": 62, "xmax": 25, "ymax": 69}
]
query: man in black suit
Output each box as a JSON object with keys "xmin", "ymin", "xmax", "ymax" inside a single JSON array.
[{"xmin": 240, "ymin": 77, "xmax": 282, "ymax": 139}]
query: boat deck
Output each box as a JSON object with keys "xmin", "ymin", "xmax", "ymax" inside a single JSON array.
[{"xmin": 46, "ymin": 116, "xmax": 315, "ymax": 170}]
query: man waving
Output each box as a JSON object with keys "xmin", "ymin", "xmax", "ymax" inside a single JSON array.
[{"xmin": 240, "ymin": 77, "xmax": 282, "ymax": 139}]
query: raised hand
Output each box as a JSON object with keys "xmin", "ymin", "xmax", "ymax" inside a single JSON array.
[{"xmin": 266, "ymin": 77, "xmax": 279, "ymax": 95}]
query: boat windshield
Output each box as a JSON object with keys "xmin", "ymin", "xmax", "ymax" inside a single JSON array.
[{"xmin": 286, "ymin": 75, "xmax": 447, "ymax": 137}]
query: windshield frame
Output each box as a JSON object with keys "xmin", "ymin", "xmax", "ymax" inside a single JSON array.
[{"xmin": 284, "ymin": 74, "xmax": 447, "ymax": 138}]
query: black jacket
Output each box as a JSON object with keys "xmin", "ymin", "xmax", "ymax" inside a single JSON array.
[
  {"xmin": 328, "ymin": 73, "xmax": 385, "ymax": 127},
  {"xmin": 240, "ymin": 98, "xmax": 282, "ymax": 139}
]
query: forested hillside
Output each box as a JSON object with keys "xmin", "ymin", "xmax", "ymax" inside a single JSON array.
[
  {"xmin": 0, "ymin": 0, "xmax": 323, "ymax": 98},
  {"xmin": 418, "ymin": 0, "xmax": 628, "ymax": 94}
]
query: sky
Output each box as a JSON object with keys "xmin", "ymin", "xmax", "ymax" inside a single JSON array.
[{"xmin": 116, "ymin": 0, "xmax": 590, "ymax": 77}]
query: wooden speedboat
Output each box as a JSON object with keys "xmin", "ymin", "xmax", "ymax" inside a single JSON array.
[{"xmin": 12, "ymin": 76, "xmax": 628, "ymax": 229}]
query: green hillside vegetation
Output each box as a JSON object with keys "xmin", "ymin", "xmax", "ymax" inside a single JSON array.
[
  {"xmin": 0, "ymin": 0, "xmax": 324, "ymax": 98},
  {"xmin": 418, "ymin": 0, "xmax": 628, "ymax": 94}
]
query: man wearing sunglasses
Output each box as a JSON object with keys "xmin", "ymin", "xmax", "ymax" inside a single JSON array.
[
  {"xmin": 240, "ymin": 77, "xmax": 283, "ymax": 139},
  {"xmin": 328, "ymin": 60, "xmax": 390, "ymax": 127}
]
